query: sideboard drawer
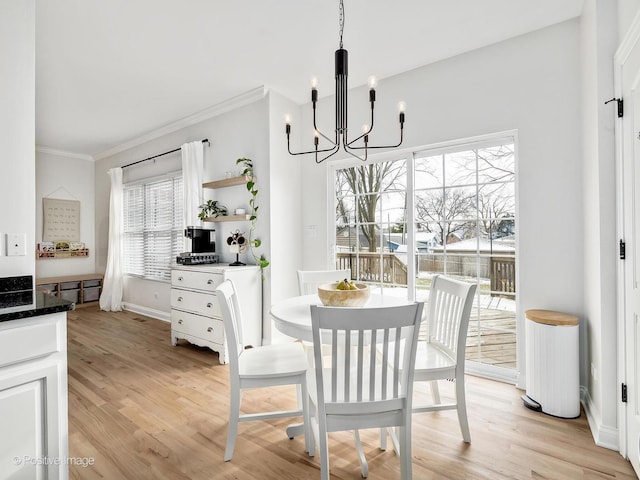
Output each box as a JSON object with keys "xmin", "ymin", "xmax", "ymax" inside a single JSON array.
[
  {"xmin": 171, "ymin": 288, "xmax": 220, "ymax": 317},
  {"xmin": 171, "ymin": 310, "xmax": 224, "ymax": 344},
  {"xmin": 171, "ymin": 270, "xmax": 223, "ymax": 293}
]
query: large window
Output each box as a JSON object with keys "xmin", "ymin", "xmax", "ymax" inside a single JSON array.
[
  {"xmin": 333, "ymin": 135, "xmax": 516, "ymax": 378},
  {"xmin": 123, "ymin": 173, "xmax": 183, "ymax": 281}
]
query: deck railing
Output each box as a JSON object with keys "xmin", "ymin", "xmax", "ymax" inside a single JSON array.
[
  {"xmin": 337, "ymin": 252, "xmax": 516, "ymax": 295},
  {"xmin": 336, "ymin": 252, "xmax": 408, "ymax": 285}
]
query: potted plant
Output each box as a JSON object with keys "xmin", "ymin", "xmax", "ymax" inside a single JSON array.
[{"xmin": 198, "ymin": 199, "xmax": 228, "ymax": 220}]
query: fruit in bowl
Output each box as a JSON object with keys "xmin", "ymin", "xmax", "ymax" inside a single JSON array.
[{"xmin": 317, "ymin": 279, "xmax": 370, "ymax": 307}]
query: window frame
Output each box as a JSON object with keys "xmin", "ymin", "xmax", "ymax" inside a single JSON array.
[
  {"xmin": 329, "ymin": 131, "xmax": 519, "ymax": 383},
  {"xmin": 122, "ymin": 170, "xmax": 183, "ymax": 283}
]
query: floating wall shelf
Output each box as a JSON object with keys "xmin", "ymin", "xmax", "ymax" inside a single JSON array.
[
  {"xmin": 203, "ymin": 214, "xmax": 251, "ymax": 223},
  {"xmin": 202, "ymin": 175, "xmax": 255, "ymax": 189}
]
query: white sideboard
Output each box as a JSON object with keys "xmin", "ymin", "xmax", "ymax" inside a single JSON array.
[
  {"xmin": 0, "ymin": 311, "xmax": 69, "ymax": 480},
  {"xmin": 170, "ymin": 264, "xmax": 262, "ymax": 364}
]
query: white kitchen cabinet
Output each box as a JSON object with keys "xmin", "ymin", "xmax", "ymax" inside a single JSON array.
[
  {"xmin": 170, "ymin": 264, "xmax": 262, "ymax": 364},
  {"xmin": 0, "ymin": 312, "xmax": 69, "ymax": 480}
]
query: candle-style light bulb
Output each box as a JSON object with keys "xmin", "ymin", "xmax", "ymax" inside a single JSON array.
[
  {"xmin": 311, "ymin": 77, "xmax": 318, "ymax": 103},
  {"xmin": 398, "ymin": 101, "xmax": 406, "ymax": 113},
  {"xmin": 285, "ymin": 114, "xmax": 291, "ymax": 134},
  {"xmin": 285, "ymin": 114, "xmax": 291, "ymax": 125},
  {"xmin": 368, "ymin": 76, "xmax": 377, "ymax": 103},
  {"xmin": 362, "ymin": 124, "xmax": 369, "ymax": 134}
]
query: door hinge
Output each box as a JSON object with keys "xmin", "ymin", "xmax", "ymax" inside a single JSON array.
[
  {"xmin": 622, "ymin": 383, "xmax": 628, "ymax": 403},
  {"xmin": 620, "ymin": 239, "xmax": 626, "ymax": 260},
  {"xmin": 605, "ymin": 97, "xmax": 623, "ymax": 117}
]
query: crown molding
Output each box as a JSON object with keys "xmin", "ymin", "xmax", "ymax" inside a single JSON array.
[
  {"xmin": 36, "ymin": 146, "xmax": 94, "ymax": 161},
  {"xmin": 93, "ymin": 86, "xmax": 267, "ymax": 161}
]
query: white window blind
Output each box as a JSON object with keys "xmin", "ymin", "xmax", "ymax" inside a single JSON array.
[{"xmin": 123, "ymin": 174, "xmax": 183, "ymax": 281}]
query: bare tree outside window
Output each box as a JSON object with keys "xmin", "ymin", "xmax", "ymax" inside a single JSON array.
[
  {"xmin": 416, "ymin": 188, "xmax": 477, "ymax": 245},
  {"xmin": 336, "ymin": 161, "xmax": 406, "ymax": 252}
]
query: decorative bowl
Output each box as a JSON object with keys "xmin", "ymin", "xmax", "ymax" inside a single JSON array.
[{"xmin": 317, "ymin": 282, "xmax": 370, "ymax": 307}]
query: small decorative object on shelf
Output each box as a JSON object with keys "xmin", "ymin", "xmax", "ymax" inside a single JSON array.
[
  {"xmin": 227, "ymin": 230, "xmax": 246, "ymax": 266},
  {"xmin": 37, "ymin": 241, "xmax": 89, "ymax": 259},
  {"xmin": 198, "ymin": 199, "xmax": 228, "ymax": 221}
]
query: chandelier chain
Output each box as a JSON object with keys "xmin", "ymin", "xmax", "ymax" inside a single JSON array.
[{"xmin": 339, "ymin": 0, "xmax": 344, "ymax": 48}]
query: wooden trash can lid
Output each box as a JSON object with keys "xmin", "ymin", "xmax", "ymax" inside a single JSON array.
[{"xmin": 525, "ymin": 309, "xmax": 578, "ymax": 326}]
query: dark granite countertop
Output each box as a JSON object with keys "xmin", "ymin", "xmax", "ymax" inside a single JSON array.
[{"xmin": 0, "ymin": 290, "xmax": 74, "ymax": 323}]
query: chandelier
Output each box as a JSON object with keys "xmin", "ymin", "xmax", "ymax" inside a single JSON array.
[{"xmin": 285, "ymin": 0, "xmax": 406, "ymax": 163}]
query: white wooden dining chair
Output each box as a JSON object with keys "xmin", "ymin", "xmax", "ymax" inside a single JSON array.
[
  {"xmin": 297, "ymin": 269, "xmax": 351, "ymax": 295},
  {"xmin": 412, "ymin": 275, "xmax": 477, "ymax": 443},
  {"xmin": 308, "ymin": 302, "xmax": 424, "ymax": 480},
  {"xmin": 216, "ymin": 280, "xmax": 311, "ymax": 461}
]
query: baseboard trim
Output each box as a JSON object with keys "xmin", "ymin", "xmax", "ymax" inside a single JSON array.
[
  {"xmin": 122, "ymin": 303, "xmax": 170, "ymax": 323},
  {"xmin": 581, "ymin": 386, "xmax": 620, "ymax": 451}
]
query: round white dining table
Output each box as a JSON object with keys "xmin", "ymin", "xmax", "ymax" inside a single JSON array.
[{"xmin": 270, "ymin": 293, "xmax": 411, "ymax": 342}]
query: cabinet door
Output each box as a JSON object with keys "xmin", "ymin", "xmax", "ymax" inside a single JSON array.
[{"xmin": 0, "ymin": 365, "xmax": 65, "ymax": 480}]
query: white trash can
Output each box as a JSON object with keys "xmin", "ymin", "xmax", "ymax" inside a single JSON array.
[{"xmin": 522, "ymin": 309, "xmax": 580, "ymax": 418}]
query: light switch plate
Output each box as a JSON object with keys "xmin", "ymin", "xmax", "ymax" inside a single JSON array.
[{"xmin": 6, "ymin": 233, "xmax": 26, "ymax": 256}]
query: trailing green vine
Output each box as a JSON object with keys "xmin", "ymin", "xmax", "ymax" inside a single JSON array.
[{"xmin": 236, "ymin": 157, "xmax": 269, "ymax": 271}]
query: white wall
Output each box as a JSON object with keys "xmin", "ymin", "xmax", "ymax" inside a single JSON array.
[
  {"xmin": 581, "ymin": 0, "xmax": 619, "ymax": 449},
  {"xmin": 35, "ymin": 150, "xmax": 96, "ymax": 278},
  {"xmin": 618, "ymin": 0, "xmax": 640, "ymax": 42},
  {"xmin": 0, "ymin": 0, "xmax": 35, "ymax": 280},
  {"xmin": 94, "ymin": 96, "xmax": 271, "ymax": 332},
  {"xmin": 265, "ymin": 91, "xmax": 304, "ymax": 342},
  {"xmin": 300, "ymin": 20, "xmax": 583, "ymax": 388}
]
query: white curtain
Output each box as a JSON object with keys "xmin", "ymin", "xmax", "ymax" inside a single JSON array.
[
  {"xmin": 181, "ymin": 141, "xmax": 204, "ymax": 250},
  {"xmin": 100, "ymin": 167, "xmax": 124, "ymax": 311}
]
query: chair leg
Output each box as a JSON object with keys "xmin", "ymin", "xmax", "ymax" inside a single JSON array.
[
  {"xmin": 430, "ymin": 379, "xmax": 441, "ymax": 404},
  {"xmin": 225, "ymin": 385, "xmax": 241, "ymax": 461},
  {"xmin": 379, "ymin": 427, "xmax": 387, "ymax": 451},
  {"xmin": 299, "ymin": 381, "xmax": 312, "ymax": 455},
  {"xmin": 319, "ymin": 424, "xmax": 330, "ymax": 480},
  {"xmin": 456, "ymin": 374, "xmax": 471, "ymax": 443},
  {"xmin": 388, "ymin": 426, "xmax": 400, "ymax": 455},
  {"xmin": 398, "ymin": 424, "xmax": 412, "ymax": 480},
  {"xmin": 354, "ymin": 430, "xmax": 368, "ymax": 478}
]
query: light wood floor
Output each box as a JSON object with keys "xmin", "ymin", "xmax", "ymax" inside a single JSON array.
[{"xmin": 66, "ymin": 306, "xmax": 636, "ymax": 480}]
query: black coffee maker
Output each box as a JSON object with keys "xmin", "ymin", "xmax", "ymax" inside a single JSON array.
[{"xmin": 185, "ymin": 226, "xmax": 215, "ymax": 253}]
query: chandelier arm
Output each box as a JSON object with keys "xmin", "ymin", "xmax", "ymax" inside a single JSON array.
[
  {"xmin": 346, "ymin": 125, "xmax": 404, "ymax": 150},
  {"xmin": 314, "ymin": 124, "xmax": 338, "ymax": 146},
  {"xmin": 311, "ymin": 101, "xmax": 338, "ymax": 145},
  {"xmin": 343, "ymin": 144, "xmax": 367, "ymax": 162},
  {"xmin": 317, "ymin": 145, "xmax": 341, "ymax": 163},
  {"xmin": 346, "ymin": 106, "xmax": 375, "ymax": 147},
  {"xmin": 287, "ymin": 134, "xmax": 340, "ymax": 156}
]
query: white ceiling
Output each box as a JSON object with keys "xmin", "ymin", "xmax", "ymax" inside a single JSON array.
[{"xmin": 35, "ymin": 0, "xmax": 585, "ymax": 157}]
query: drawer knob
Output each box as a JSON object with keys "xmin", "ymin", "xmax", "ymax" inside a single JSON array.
[
  {"xmin": 177, "ymin": 297, "xmax": 183, "ymax": 302},
  {"xmin": 206, "ymin": 302, "xmax": 213, "ymax": 308},
  {"xmin": 178, "ymin": 319, "xmax": 183, "ymax": 325},
  {"xmin": 207, "ymin": 327, "xmax": 213, "ymax": 333},
  {"xmin": 207, "ymin": 279, "xmax": 214, "ymax": 285},
  {"xmin": 177, "ymin": 276, "xmax": 183, "ymax": 282}
]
